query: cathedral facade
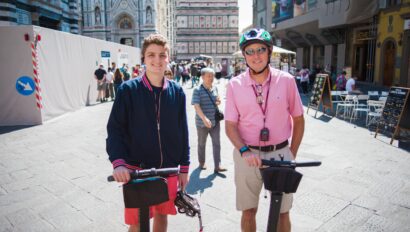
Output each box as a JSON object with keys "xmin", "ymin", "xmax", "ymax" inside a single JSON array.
[
  {"xmin": 0, "ymin": 0, "xmax": 80, "ymax": 33},
  {"xmin": 80, "ymin": 0, "xmax": 157, "ymax": 47}
]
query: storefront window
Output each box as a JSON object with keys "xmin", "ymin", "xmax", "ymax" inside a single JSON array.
[
  {"xmin": 387, "ymin": 0, "xmax": 401, "ymax": 7},
  {"xmin": 313, "ymin": 45, "xmax": 324, "ymax": 67}
]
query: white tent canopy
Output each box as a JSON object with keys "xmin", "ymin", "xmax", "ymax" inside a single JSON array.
[{"xmin": 233, "ymin": 46, "xmax": 295, "ymax": 58}]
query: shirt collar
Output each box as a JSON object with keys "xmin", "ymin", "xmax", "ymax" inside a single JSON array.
[
  {"xmin": 243, "ymin": 66, "xmax": 274, "ymax": 86},
  {"xmin": 141, "ymin": 73, "xmax": 168, "ymax": 92}
]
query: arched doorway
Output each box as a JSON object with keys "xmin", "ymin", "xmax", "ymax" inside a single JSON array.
[
  {"xmin": 381, "ymin": 39, "xmax": 396, "ymax": 86},
  {"xmin": 39, "ymin": 16, "xmax": 59, "ymax": 30},
  {"xmin": 120, "ymin": 38, "xmax": 133, "ymax": 46},
  {"xmin": 115, "ymin": 15, "xmax": 134, "ymax": 46}
]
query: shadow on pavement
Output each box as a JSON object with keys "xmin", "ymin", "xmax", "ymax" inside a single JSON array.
[
  {"xmin": 186, "ymin": 168, "xmax": 225, "ymax": 195},
  {"xmin": 0, "ymin": 125, "xmax": 36, "ymax": 135},
  {"xmin": 316, "ymin": 114, "xmax": 333, "ymax": 123}
]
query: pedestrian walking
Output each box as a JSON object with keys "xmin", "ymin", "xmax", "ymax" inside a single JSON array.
[
  {"xmin": 192, "ymin": 67, "xmax": 227, "ymax": 173},
  {"xmin": 94, "ymin": 63, "xmax": 107, "ymax": 102},
  {"xmin": 225, "ymin": 28, "xmax": 305, "ymax": 232},
  {"xmin": 113, "ymin": 68, "xmax": 123, "ymax": 97},
  {"xmin": 215, "ymin": 63, "xmax": 222, "ymax": 83},
  {"xmin": 300, "ymin": 66, "xmax": 309, "ymax": 94},
  {"xmin": 190, "ymin": 63, "xmax": 199, "ymax": 87},
  {"xmin": 120, "ymin": 64, "xmax": 131, "ymax": 81},
  {"xmin": 336, "ymin": 71, "xmax": 347, "ymax": 91},
  {"xmin": 105, "ymin": 67, "xmax": 115, "ymax": 101},
  {"xmin": 106, "ymin": 33, "xmax": 190, "ymax": 232}
]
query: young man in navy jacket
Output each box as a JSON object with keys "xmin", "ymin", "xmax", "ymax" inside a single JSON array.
[{"xmin": 106, "ymin": 34, "xmax": 190, "ymax": 232}]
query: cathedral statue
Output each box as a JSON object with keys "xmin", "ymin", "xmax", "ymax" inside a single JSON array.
[
  {"xmin": 95, "ymin": 7, "xmax": 101, "ymax": 24},
  {"xmin": 146, "ymin": 7, "xmax": 152, "ymax": 24}
]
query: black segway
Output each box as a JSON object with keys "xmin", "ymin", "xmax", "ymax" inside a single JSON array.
[
  {"xmin": 260, "ymin": 157, "xmax": 321, "ymax": 232},
  {"xmin": 107, "ymin": 167, "xmax": 179, "ymax": 232}
]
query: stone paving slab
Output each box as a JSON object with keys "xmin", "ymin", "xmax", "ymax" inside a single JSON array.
[{"xmin": 0, "ymin": 81, "xmax": 409, "ymax": 231}]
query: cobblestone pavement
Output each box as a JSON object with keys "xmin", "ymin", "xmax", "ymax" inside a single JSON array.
[{"xmin": 1, "ymin": 79, "xmax": 409, "ymax": 232}]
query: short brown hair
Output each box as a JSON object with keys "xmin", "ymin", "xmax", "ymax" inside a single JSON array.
[
  {"xmin": 141, "ymin": 34, "xmax": 170, "ymax": 63},
  {"xmin": 164, "ymin": 69, "xmax": 173, "ymax": 76}
]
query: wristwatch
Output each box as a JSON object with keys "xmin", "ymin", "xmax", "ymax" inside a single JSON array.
[{"xmin": 239, "ymin": 145, "xmax": 250, "ymax": 156}]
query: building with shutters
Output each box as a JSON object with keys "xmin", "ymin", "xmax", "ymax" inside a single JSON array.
[{"xmin": 175, "ymin": 0, "xmax": 239, "ymax": 64}]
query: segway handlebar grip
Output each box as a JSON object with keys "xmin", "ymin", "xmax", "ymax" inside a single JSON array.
[
  {"xmin": 261, "ymin": 159, "xmax": 321, "ymax": 168},
  {"xmin": 107, "ymin": 167, "xmax": 180, "ymax": 182},
  {"xmin": 131, "ymin": 167, "xmax": 180, "ymax": 179},
  {"xmin": 294, "ymin": 161, "xmax": 322, "ymax": 167}
]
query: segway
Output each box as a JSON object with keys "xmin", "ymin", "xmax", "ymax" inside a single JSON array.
[
  {"xmin": 260, "ymin": 157, "xmax": 321, "ymax": 232},
  {"xmin": 108, "ymin": 167, "xmax": 179, "ymax": 232}
]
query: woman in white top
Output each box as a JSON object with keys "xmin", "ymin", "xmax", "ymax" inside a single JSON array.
[{"xmin": 105, "ymin": 67, "xmax": 115, "ymax": 101}]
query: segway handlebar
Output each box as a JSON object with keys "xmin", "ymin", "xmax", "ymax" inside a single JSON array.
[
  {"xmin": 107, "ymin": 167, "xmax": 180, "ymax": 182},
  {"xmin": 261, "ymin": 159, "xmax": 321, "ymax": 168}
]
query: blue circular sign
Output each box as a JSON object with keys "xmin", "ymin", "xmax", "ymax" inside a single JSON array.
[{"xmin": 16, "ymin": 76, "xmax": 35, "ymax": 96}]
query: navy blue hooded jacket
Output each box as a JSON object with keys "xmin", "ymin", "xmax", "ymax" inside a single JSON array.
[{"xmin": 106, "ymin": 75, "xmax": 190, "ymax": 173}]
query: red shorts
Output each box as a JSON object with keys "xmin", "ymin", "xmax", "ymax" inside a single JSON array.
[{"xmin": 124, "ymin": 175, "xmax": 178, "ymax": 225}]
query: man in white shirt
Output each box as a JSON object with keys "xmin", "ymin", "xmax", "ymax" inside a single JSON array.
[{"xmin": 345, "ymin": 76, "xmax": 356, "ymax": 92}]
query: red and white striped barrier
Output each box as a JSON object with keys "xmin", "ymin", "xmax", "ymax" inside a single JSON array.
[{"xmin": 31, "ymin": 34, "xmax": 42, "ymax": 109}]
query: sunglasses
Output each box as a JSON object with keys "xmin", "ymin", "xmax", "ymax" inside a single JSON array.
[{"xmin": 244, "ymin": 47, "xmax": 267, "ymax": 56}]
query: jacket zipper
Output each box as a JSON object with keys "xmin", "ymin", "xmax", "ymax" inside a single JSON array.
[{"xmin": 155, "ymin": 91, "xmax": 164, "ymax": 168}]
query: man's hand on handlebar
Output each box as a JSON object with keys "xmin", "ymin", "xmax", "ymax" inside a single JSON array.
[
  {"xmin": 113, "ymin": 166, "xmax": 131, "ymax": 183},
  {"xmin": 242, "ymin": 151, "xmax": 262, "ymax": 168}
]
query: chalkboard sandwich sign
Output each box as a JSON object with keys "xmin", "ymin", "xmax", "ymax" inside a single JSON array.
[
  {"xmin": 306, "ymin": 74, "xmax": 333, "ymax": 118},
  {"xmin": 375, "ymin": 87, "xmax": 410, "ymax": 144}
]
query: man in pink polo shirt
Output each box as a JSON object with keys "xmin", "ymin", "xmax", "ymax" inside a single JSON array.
[{"xmin": 225, "ymin": 28, "xmax": 305, "ymax": 232}]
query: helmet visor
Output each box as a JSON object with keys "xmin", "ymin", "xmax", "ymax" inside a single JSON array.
[
  {"xmin": 239, "ymin": 29, "xmax": 272, "ymax": 50},
  {"xmin": 244, "ymin": 29, "xmax": 265, "ymax": 40}
]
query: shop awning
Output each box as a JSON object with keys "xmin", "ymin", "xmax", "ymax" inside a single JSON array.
[
  {"xmin": 272, "ymin": 46, "xmax": 296, "ymax": 54},
  {"xmin": 232, "ymin": 46, "xmax": 296, "ymax": 58}
]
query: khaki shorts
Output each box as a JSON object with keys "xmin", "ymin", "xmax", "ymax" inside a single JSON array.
[
  {"xmin": 97, "ymin": 81, "xmax": 106, "ymax": 91},
  {"xmin": 233, "ymin": 146, "xmax": 294, "ymax": 213}
]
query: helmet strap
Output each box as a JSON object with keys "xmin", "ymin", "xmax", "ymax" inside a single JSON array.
[
  {"xmin": 247, "ymin": 51, "xmax": 272, "ymax": 75},
  {"xmin": 249, "ymin": 63, "xmax": 269, "ymax": 75}
]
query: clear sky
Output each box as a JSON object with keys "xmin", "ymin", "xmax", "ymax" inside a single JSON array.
[{"xmin": 238, "ymin": 0, "xmax": 253, "ymax": 32}]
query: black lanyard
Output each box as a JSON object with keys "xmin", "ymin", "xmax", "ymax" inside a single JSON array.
[
  {"xmin": 152, "ymin": 87, "xmax": 162, "ymax": 122},
  {"xmin": 251, "ymin": 74, "xmax": 271, "ymax": 124}
]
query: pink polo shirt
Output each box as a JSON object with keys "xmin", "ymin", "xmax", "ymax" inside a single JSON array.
[{"xmin": 225, "ymin": 67, "xmax": 303, "ymax": 146}]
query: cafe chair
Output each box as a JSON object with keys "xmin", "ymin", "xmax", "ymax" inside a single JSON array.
[
  {"xmin": 331, "ymin": 91, "xmax": 344, "ymax": 104},
  {"xmin": 366, "ymin": 100, "xmax": 386, "ymax": 127},
  {"xmin": 367, "ymin": 91, "xmax": 379, "ymax": 100},
  {"xmin": 350, "ymin": 95, "xmax": 370, "ymax": 123},
  {"xmin": 336, "ymin": 95, "xmax": 356, "ymax": 119},
  {"xmin": 378, "ymin": 96, "xmax": 388, "ymax": 102}
]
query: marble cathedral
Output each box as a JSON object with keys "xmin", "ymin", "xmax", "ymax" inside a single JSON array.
[
  {"xmin": 0, "ymin": 0, "xmax": 159, "ymax": 48},
  {"xmin": 81, "ymin": 0, "xmax": 157, "ymax": 47}
]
